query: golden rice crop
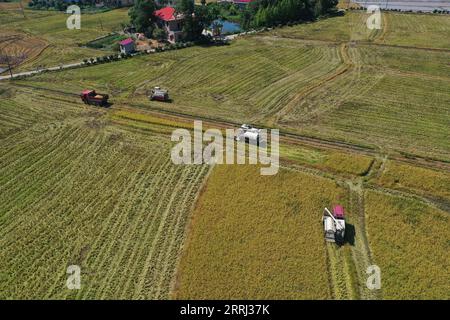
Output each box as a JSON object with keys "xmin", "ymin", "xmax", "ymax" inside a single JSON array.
[
  {"xmin": 174, "ymin": 164, "xmax": 348, "ymax": 299},
  {"xmin": 365, "ymin": 190, "xmax": 450, "ymax": 299}
]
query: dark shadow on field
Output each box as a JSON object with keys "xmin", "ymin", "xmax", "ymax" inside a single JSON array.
[
  {"xmin": 196, "ymin": 40, "xmax": 231, "ymax": 48},
  {"xmin": 344, "ymin": 223, "xmax": 355, "ymax": 246}
]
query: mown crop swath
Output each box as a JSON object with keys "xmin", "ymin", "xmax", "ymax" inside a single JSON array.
[
  {"xmin": 0, "ymin": 90, "xmax": 208, "ymax": 299},
  {"xmin": 272, "ymin": 11, "xmax": 450, "ymax": 49},
  {"xmin": 20, "ymin": 11, "xmax": 450, "ymax": 162}
]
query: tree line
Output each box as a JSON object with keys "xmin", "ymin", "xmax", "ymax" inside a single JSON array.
[{"xmin": 242, "ymin": 0, "xmax": 338, "ymax": 29}]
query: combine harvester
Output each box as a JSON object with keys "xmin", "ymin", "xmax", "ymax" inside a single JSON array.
[
  {"xmin": 235, "ymin": 124, "xmax": 264, "ymax": 146},
  {"xmin": 322, "ymin": 205, "xmax": 346, "ymax": 245},
  {"xmin": 149, "ymin": 86, "xmax": 170, "ymax": 102},
  {"xmin": 80, "ymin": 89, "xmax": 109, "ymax": 107}
]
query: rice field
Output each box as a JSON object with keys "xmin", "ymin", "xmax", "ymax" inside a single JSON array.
[
  {"xmin": 14, "ymin": 11, "xmax": 449, "ymax": 162},
  {"xmin": 365, "ymin": 190, "xmax": 450, "ymax": 299},
  {"xmin": 1, "ymin": 8, "xmax": 449, "ymax": 300},
  {"xmin": 0, "ymin": 88, "xmax": 209, "ymax": 299},
  {"xmin": 376, "ymin": 161, "xmax": 450, "ymax": 201},
  {"xmin": 174, "ymin": 164, "xmax": 347, "ymax": 299},
  {"xmin": 272, "ymin": 11, "xmax": 450, "ymax": 49}
]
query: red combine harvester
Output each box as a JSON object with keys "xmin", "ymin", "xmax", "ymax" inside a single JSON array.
[{"xmin": 80, "ymin": 90, "xmax": 109, "ymax": 107}]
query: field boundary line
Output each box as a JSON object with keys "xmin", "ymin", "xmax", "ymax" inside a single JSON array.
[{"xmin": 367, "ymin": 184, "xmax": 450, "ymax": 214}]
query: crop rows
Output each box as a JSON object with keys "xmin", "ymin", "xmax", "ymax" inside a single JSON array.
[
  {"xmin": 0, "ymin": 91, "xmax": 209, "ymax": 299},
  {"xmin": 364, "ymin": 190, "xmax": 450, "ymax": 299}
]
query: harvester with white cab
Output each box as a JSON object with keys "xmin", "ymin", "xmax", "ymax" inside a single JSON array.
[
  {"xmin": 322, "ymin": 205, "xmax": 346, "ymax": 244},
  {"xmin": 235, "ymin": 124, "xmax": 264, "ymax": 146},
  {"xmin": 149, "ymin": 86, "xmax": 170, "ymax": 102}
]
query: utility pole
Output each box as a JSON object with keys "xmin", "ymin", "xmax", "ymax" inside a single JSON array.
[
  {"xmin": 0, "ymin": 48, "xmax": 14, "ymax": 79},
  {"xmin": 19, "ymin": 0, "xmax": 26, "ymax": 19}
]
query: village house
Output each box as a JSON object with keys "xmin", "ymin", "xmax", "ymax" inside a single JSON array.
[
  {"xmin": 119, "ymin": 38, "xmax": 135, "ymax": 54},
  {"xmin": 154, "ymin": 7, "xmax": 184, "ymax": 43}
]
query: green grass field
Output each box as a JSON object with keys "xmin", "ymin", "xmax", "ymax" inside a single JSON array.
[{"xmin": 1, "ymin": 8, "xmax": 129, "ymax": 71}]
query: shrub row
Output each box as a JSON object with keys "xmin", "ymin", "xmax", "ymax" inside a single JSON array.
[{"xmin": 348, "ymin": 7, "xmax": 450, "ymax": 14}]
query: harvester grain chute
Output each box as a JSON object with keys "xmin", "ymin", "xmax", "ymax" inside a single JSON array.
[{"xmin": 322, "ymin": 205, "xmax": 346, "ymax": 244}]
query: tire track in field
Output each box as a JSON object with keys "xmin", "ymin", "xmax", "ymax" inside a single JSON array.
[
  {"xmin": 131, "ymin": 165, "xmax": 193, "ymax": 299},
  {"xmin": 78, "ymin": 157, "xmax": 158, "ymax": 298},
  {"xmin": 346, "ymin": 181, "xmax": 380, "ymax": 300},
  {"xmin": 268, "ymin": 43, "xmax": 353, "ymax": 124},
  {"xmin": 7, "ymin": 82, "xmax": 450, "ymax": 171}
]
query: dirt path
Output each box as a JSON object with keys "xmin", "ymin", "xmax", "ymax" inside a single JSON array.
[
  {"xmin": 6, "ymin": 82, "xmax": 450, "ymax": 172},
  {"xmin": 346, "ymin": 180, "xmax": 381, "ymax": 299}
]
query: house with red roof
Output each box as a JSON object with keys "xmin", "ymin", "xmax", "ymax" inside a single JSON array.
[
  {"xmin": 154, "ymin": 6, "xmax": 184, "ymax": 43},
  {"xmin": 119, "ymin": 38, "xmax": 135, "ymax": 54}
]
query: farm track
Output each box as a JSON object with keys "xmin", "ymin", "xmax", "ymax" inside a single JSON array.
[
  {"xmin": 346, "ymin": 182, "xmax": 380, "ymax": 300},
  {"xmin": 127, "ymin": 102, "xmax": 450, "ymax": 172},
  {"xmin": 7, "ymin": 82, "xmax": 450, "ymax": 172}
]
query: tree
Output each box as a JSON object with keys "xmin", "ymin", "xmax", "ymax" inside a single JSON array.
[
  {"xmin": 129, "ymin": 0, "xmax": 157, "ymax": 33},
  {"xmin": 177, "ymin": 1, "xmax": 217, "ymax": 41},
  {"xmin": 177, "ymin": 0, "xmax": 194, "ymax": 14},
  {"xmin": 153, "ymin": 27, "xmax": 168, "ymax": 41}
]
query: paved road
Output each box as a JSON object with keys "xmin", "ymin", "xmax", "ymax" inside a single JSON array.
[{"xmin": 0, "ymin": 62, "xmax": 83, "ymax": 81}]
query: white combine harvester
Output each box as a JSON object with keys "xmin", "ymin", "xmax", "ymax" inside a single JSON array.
[
  {"xmin": 322, "ymin": 205, "xmax": 346, "ymax": 244},
  {"xmin": 235, "ymin": 124, "xmax": 264, "ymax": 146},
  {"xmin": 149, "ymin": 86, "xmax": 170, "ymax": 102}
]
